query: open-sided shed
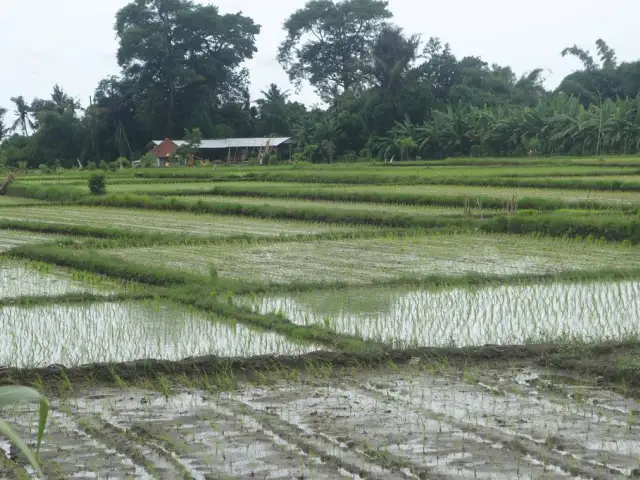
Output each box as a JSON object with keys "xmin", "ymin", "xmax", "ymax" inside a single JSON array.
[{"xmin": 147, "ymin": 137, "xmax": 294, "ymax": 165}]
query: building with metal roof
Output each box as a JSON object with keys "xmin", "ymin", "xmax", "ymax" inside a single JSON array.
[
  {"xmin": 147, "ymin": 137, "xmax": 295, "ymax": 165},
  {"xmin": 149, "ymin": 137, "xmax": 293, "ymax": 149}
]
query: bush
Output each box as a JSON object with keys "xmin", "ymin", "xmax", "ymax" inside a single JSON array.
[
  {"xmin": 88, "ymin": 174, "xmax": 106, "ymax": 195},
  {"xmin": 99, "ymin": 160, "xmax": 108, "ymax": 170},
  {"xmin": 87, "ymin": 161, "xmax": 97, "ymax": 170},
  {"xmin": 336, "ymin": 151, "xmax": 358, "ymax": 163},
  {"xmin": 38, "ymin": 164, "xmax": 52, "ymax": 174},
  {"xmin": 140, "ymin": 152, "xmax": 157, "ymax": 168},
  {"xmin": 107, "ymin": 161, "xmax": 118, "ymax": 171},
  {"xmin": 117, "ymin": 157, "xmax": 130, "ymax": 168},
  {"xmin": 292, "ymin": 152, "xmax": 305, "ymax": 163}
]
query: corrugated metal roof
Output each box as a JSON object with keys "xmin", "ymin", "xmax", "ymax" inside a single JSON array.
[{"xmin": 151, "ymin": 137, "xmax": 292, "ymax": 149}]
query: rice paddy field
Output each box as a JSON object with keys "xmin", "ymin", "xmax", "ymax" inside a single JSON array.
[{"xmin": 2, "ymin": 158, "xmax": 640, "ymax": 479}]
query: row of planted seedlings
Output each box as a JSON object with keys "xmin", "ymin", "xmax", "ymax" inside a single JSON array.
[
  {"xmin": 4, "ymin": 219, "xmax": 640, "ymax": 477},
  {"xmin": 13, "ymin": 161, "xmax": 640, "ymax": 189},
  {"xmin": 3, "ymin": 182, "xmax": 640, "ymax": 362},
  {"xmin": 7, "ymin": 225, "xmax": 640, "ymax": 363},
  {"xmin": 4, "ymin": 182, "xmax": 640, "ymax": 238},
  {"xmin": 1, "ymin": 235, "xmax": 387, "ymax": 372}
]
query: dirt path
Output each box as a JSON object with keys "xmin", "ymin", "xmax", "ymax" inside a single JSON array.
[{"xmin": 1, "ymin": 365, "xmax": 639, "ymax": 479}]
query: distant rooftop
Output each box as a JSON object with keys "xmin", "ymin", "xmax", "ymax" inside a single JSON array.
[{"xmin": 150, "ymin": 137, "xmax": 293, "ymax": 149}]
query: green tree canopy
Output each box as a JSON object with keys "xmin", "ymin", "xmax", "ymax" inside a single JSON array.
[
  {"xmin": 278, "ymin": 0, "xmax": 392, "ymax": 99},
  {"xmin": 115, "ymin": 0, "xmax": 260, "ymax": 137}
]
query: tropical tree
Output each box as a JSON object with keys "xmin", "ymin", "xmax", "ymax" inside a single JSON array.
[
  {"xmin": 278, "ymin": 0, "xmax": 392, "ymax": 100},
  {"xmin": 0, "ymin": 107, "xmax": 8, "ymax": 141},
  {"xmin": 9, "ymin": 96, "xmax": 34, "ymax": 136},
  {"xmin": 115, "ymin": 0, "xmax": 260, "ymax": 137}
]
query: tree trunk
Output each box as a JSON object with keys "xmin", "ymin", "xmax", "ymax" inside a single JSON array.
[{"xmin": 0, "ymin": 173, "xmax": 15, "ymax": 195}]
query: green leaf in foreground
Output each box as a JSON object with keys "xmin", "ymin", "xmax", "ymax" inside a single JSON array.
[{"xmin": 0, "ymin": 386, "xmax": 49, "ymax": 478}]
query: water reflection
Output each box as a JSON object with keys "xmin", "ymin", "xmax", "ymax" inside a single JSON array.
[
  {"xmin": 242, "ymin": 281, "xmax": 640, "ymax": 347},
  {"xmin": 0, "ymin": 301, "xmax": 319, "ymax": 367},
  {"xmin": 0, "ymin": 262, "xmax": 113, "ymax": 299}
]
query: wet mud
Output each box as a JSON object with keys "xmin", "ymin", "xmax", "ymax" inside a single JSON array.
[{"xmin": 1, "ymin": 365, "xmax": 639, "ymax": 479}]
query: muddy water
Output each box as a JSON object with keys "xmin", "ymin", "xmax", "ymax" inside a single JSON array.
[
  {"xmin": 2, "ymin": 366, "xmax": 638, "ymax": 479},
  {"xmin": 0, "ymin": 301, "xmax": 322, "ymax": 368},
  {"xmin": 239, "ymin": 281, "xmax": 640, "ymax": 347}
]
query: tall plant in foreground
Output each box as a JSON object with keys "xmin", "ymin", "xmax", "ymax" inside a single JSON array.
[{"xmin": 0, "ymin": 386, "xmax": 49, "ymax": 477}]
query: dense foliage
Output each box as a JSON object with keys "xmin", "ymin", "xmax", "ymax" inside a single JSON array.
[{"xmin": 1, "ymin": 0, "xmax": 640, "ymax": 168}]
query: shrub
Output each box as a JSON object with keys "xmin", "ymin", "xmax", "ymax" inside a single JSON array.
[
  {"xmin": 117, "ymin": 157, "xmax": 130, "ymax": 168},
  {"xmin": 336, "ymin": 151, "xmax": 358, "ymax": 163},
  {"xmin": 38, "ymin": 164, "xmax": 52, "ymax": 174},
  {"xmin": 87, "ymin": 161, "xmax": 97, "ymax": 170},
  {"xmin": 140, "ymin": 152, "xmax": 157, "ymax": 168},
  {"xmin": 99, "ymin": 160, "xmax": 108, "ymax": 170},
  {"xmin": 107, "ymin": 161, "xmax": 118, "ymax": 171},
  {"xmin": 88, "ymin": 174, "xmax": 106, "ymax": 195}
]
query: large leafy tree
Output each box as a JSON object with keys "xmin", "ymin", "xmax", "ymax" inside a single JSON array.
[
  {"xmin": 557, "ymin": 39, "xmax": 628, "ymax": 105},
  {"xmin": 278, "ymin": 0, "xmax": 392, "ymax": 100},
  {"xmin": 88, "ymin": 76, "xmax": 142, "ymax": 160},
  {"xmin": 115, "ymin": 0, "xmax": 260, "ymax": 137}
]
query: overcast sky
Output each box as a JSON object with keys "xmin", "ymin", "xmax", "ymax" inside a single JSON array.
[{"xmin": 1, "ymin": 0, "xmax": 638, "ymax": 124}]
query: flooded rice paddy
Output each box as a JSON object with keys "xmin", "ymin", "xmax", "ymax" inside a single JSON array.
[
  {"xmin": 239, "ymin": 281, "xmax": 640, "ymax": 348},
  {"xmin": 110, "ymin": 234, "xmax": 640, "ymax": 285},
  {"xmin": 0, "ymin": 206, "xmax": 367, "ymax": 237},
  {"xmin": 0, "ymin": 230, "xmax": 62, "ymax": 252},
  {"xmin": 0, "ymin": 260, "xmax": 120, "ymax": 299},
  {"xmin": 0, "ymin": 300, "xmax": 321, "ymax": 368},
  {"xmin": 2, "ymin": 366, "xmax": 639, "ymax": 479}
]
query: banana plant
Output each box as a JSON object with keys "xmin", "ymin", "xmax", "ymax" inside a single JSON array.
[{"xmin": 0, "ymin": 386, "xmax": 49, "ymax": 478}]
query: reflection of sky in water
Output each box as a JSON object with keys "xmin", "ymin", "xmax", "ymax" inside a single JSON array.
[
  {"xmin": 0, "ymin": 262, "xmax": 116, "ymax": 299},
  {"xmin": 0, "ymin": 302, "xmax": 319, "ymax": 367},
  {"xmin": 242, "ymin": 281, "xmax": 640, "ymax": 348}
]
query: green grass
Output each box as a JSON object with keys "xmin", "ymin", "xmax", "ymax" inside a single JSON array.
[
  {"xmin": 170, "ymin": 194, "xmax": 491, "ymax": 217},
  {"xmin": 107, "ymin": 180, "xmax": 640, "ymax": 211},
  {"xmin": 0, "ymin": 196, "xmax": 45, "ymax": 205}
]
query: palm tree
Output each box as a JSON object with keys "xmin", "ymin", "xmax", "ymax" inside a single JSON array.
[
  {"xmin": 50, "ymin": 84, "xmax": 81, "ymax": 114},
  {"xmin": 367, "ymin": 26, "xmax": 421, "ymax": 92},
  {"xmin": 9, "ymin": 96, "xmax": 34, "ymax": 136},
  {"xmin": 0, "ymin": 106, "xmax": 7, "ymax": 140},
  {"xmin": 260, "ymin": 84, "xmax": 290, "ymax": 103}
]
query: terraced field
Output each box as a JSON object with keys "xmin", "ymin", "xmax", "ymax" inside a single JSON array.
[
  {"xmin": 109, "ymin": 233, "xmax": 640, "ymax": 284},
  {"xmin": 0, "ymin": 205, "xmax": 369, "ymax": 237},
  {"xmin": 2, "ymin": 158, "xmax": 640, "ymax": 479},
  {"xmin": 108, "ymin": 180, "xmax": 640, "ymax": 206}
]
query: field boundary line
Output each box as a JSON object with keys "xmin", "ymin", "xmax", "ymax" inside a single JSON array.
[{"xmin": 2, "ymin": 341, "xmax": 639, "ymax": 388}]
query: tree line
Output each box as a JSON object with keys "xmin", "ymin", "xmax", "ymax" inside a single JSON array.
[{"xmin": 1, "ymin": 0, "xmax": 640, "ymax": 168}]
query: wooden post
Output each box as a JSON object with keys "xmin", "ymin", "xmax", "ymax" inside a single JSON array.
[{"xmin": 0, "ymin": 173, "xmax": 15, "ymax": 195}]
